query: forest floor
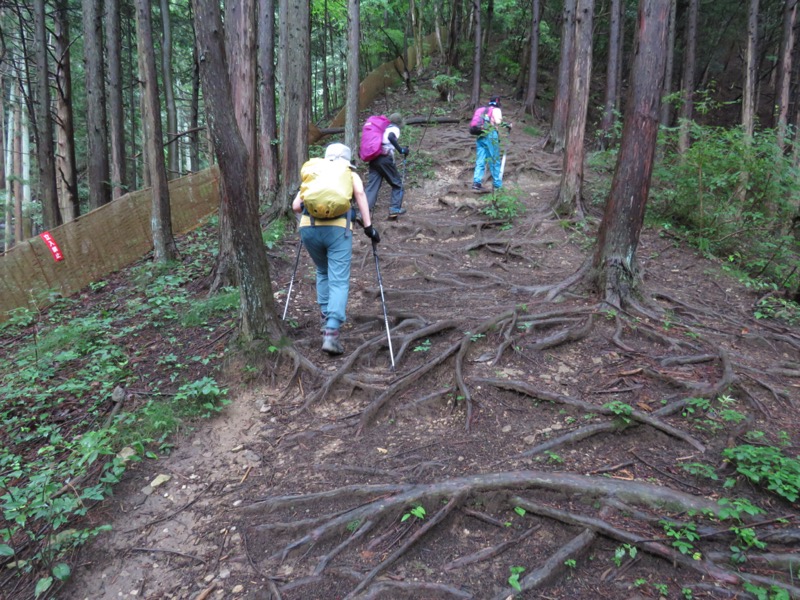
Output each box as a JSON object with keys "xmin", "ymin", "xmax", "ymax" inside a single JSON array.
[{"xmin": 31, "ymin": 87, "xmax": 800, "ymax": 600}]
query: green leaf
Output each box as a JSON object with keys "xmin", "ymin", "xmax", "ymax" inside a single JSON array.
[
  {"xmin": 514, "ymin": 506, "xmax": 526, "ymax": 517},
  {"xmin": 35, "ymin": 576, "xmax": 53, "ymax": 598},
  {"xmin": 52, "ymin": 562, "xmax": 71, "ymax": 581},
  {"xmin": 0, "ymin": 544, "xmax": 14, "ymax": 557}
]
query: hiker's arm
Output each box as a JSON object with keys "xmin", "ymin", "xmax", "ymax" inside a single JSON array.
[
  {"xmin": 387, "ymin": 132, "xmax": 408, "ymax": 155},
  {"xmin": 292, "ymin": 192, "xmax": 303, "ymax": 213},
  {"xmin": 352, "ymin": 175, "xmax": 372, "ymax": 228}
]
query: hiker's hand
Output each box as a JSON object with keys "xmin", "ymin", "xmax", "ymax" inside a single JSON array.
[
  {"xmin": 364, "ymin": 225, "xmax": 381, "ymax": 243},
  {"xmin": 504, "ymin": 122, "xmax": 512, "ymax": 130},
  {"xmin": 400, "ymin": 147, "xmax": 409, "ymax": 155}
]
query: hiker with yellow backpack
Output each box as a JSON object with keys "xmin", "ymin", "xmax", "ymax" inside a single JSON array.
[{"xmin": 292, "ymin": 143, "xmax": 380, "ymax": 355}]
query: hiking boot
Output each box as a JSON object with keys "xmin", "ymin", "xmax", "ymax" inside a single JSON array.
[
  {"xmin": 322, "ymin": 329, "xmax": 344, "ymax": 355},
  {"xmin": 319, "ymin": 312, "xmax": 327, "ymax": 333},
  {"xmin": 388, "ymin": 208, "xmax": 407, "ymax": 219},
  {"xmin": 471, "ymin": 182, "xmax": 482, "ymax": 190}
]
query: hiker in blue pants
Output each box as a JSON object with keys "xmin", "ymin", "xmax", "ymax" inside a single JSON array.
[
  {"xmin": 365, "ymin": 113, "xmax": 409, "ymax": 219},
  {"xmin": 472, "ymin": 96, "xmax": 511, "ymax": 191},
  {"xmin": 292, "ymin": 143, "xmax": 380, "ymax": 355}
]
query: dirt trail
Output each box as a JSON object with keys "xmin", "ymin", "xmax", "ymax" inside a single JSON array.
[{"xmin": 62, "ymin": 92, "xmax": 800, "ymax": 600}]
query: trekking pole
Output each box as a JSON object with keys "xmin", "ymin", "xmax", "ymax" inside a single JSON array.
[
  {"xmin": 372, "ymin": 239, "xmax": 396, "ymax": 371},
  {"xmin": 282, "ymin": 240, "xmax": 303, "ymax": 321}
]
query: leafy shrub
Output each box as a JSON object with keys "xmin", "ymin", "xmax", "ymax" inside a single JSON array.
[{"xmin": 722, "ymin": 445, "xmax": 800, "ymax": 502}]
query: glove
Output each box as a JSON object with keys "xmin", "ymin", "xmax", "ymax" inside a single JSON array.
[
  {"xmin": 364, "ymin": 225, "xmax": 381, "ymax": 243},
  {"xmin": 400, "ymin": 147, "xmax": 410, "ymax": 155},
  {"xmin": 504, "ymin": 122, "xmax": 513, "ymax": 131}
]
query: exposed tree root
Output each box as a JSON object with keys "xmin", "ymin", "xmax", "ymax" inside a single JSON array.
[
  {"xmin": 475, "ymin": 378, "xmax": 707, "ymax": 452},
  {"xmin": 509, "ymin": 496, "xmax": 800, "ymax": 594},
  {"xmin": 490, "ymin": 528, "xmax": 596, "ymax": 600},
  {"xmin": 442, "ymin": 526, "xmax": 540, "ymax": 572},
  {"xmin": 358, "ymin": 581, "xmax": 472, "ymax": 599},
  {"xmin": 343, "ymin": 493, "xmax": 464, "ymax": 599},
  {"xmin": 243, "ymin": 471, "xmax": 721, "ymax": 561}
]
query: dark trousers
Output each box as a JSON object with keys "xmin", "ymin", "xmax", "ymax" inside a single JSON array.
[{"xmin": 365, "ymin": 153, "xmax": 404, "ymax": 212}]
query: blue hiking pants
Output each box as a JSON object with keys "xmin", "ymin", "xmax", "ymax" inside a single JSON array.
[
  {"xmin": 299, "ymin": 224, "xmax": 352, "ymax": 330},
  {"xmin": 473, "ymin": 130, "xmax": 502, "ymax": 189}
]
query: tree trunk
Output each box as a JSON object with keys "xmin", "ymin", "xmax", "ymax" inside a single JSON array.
[
  {"xmin": 193, "ymin": 0, "xmax": 284, "ymax": 342},
  {"xmin": 21, "ymin": 97, "xmax": 32, "ymax": 239},
  {"xmin": 776, "ymin": 0, "xmax": 795, "ymax": 150},
  {"xmin": 189, "ymin": 2, "xmax": 201, "ymax": 173},
  {"xmin": 276, "ymin": 0, "xmax": 310, "ymax": 215},
  {"xmin": 523, "ymin": 0, "xmax": 541, "ymax": 116},
  {"xmin": 470, "ymin": 0, "xmax": 482, "ymax": 107},
  {"xmin": 660, "ymin": 0, "xmax": 676, "ymax": 127},
  {"xmin": 446, "ymin": 0, "xmax": 462, "ymax": 69},
  {"xmin": 547, "ymin": 0, "xmax": 577, "ymax": 152},
  {"xmin": 34, "ymin": 0, "xmax": 61, "ymax": 230},
  {"xmin": 598, "ymin": 0, "xmax": 622, "ymax": 149},
  {"xmin": 345, "ymin": 0, "xmax": 360, "ymax": 153},
  {"xmin": 553, "ymin": 0, "xmax": 593, "ymax": 217},
  {"xmin": 13, "ymin": 96, "xmax": 24, "ymax": 243},
  {"xmin": 209, "ymin": 0, "xmax": 258, "ymax": 292},
  {"xmin": 742, "ymin": 0, "xmax": 759, "ymax": 141},
  {"xmin": 3, "ymin": 80, "xmax": 14, "ymax": 251},
  {"xmin": 677, "ymin": 0, "xmax": 698, "ymax": 154},
  {"xmin": 127, "ymin": 6, "xmax": 139, "ymax": 191},
  {"xmin": 135, "ymin": 0, "xmax": 177, "ymax": 263},
  {"xmin": 257, "ymin": 0, "xmax": 278, "ymax": 199},
  {"xmin": 160, "ymin": 0, "xmax": 179, "ymax": 179},
  {"xmin": 54, "ymin": 0, "xmax": 80, "ymax": 222},
  {"xmin": 82, "ymin": 0, "xmax": 111, "ymax": 209},
  {"xmin": 107, "ymin": 0, "xmax": 127, "ymax": 200},
  {"xmin": 592, "ymin": 0, "xmax": 669, "ymax": 308}
]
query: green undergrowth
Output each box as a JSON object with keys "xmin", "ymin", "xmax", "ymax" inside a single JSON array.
[
  {"xmin": 586, "ymin": 107, "xmax": 800, "ymax": 325},
  {"xmin": 0, "ymin": 220, "xmax": 238, "ymax": 597}
]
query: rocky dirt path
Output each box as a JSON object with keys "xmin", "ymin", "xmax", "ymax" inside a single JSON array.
[{"xmin": 62, "ymin": 93, "xmax": 800, "ymax": 600}]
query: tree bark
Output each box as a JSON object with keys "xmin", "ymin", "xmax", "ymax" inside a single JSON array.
[
  {"xmin": 470, "ymin": 0, "xmax": 482, "ymax": 108},
  {"xmin": 135, "ymin": 0, "xmax": 177, "ymax": 263},
  {"xmin": 598, "ymin": 0, "xmax": 622, "ymax": 149},
  {"xmin": 345, "ymin": 0, "xmax": 360, "ymax": 153},
  {"xmin": 34, "ymin": 0, "xmax": 61, "ymax": 229},
  {"xmin": 107, "ymin": 0, "xmax": 127, "ymax": 200},
  {"xmin": 82, "ymin": 0, "xmax": 111, "ymax": 209},
  {"xmin": 659, "ymin": 0, "xmax": 676, "ymax": 127},
  {"xmin": 160, "ymin": 0, "xmax": 179, "ymax": 179},
  {"xmin": 54, "ymin": 0, "xmax": 80, "ymax": 221},
  {"xmin": 592, "ymin": 0, "xmax": 670, "ymax": 308},
  {"xmin": 194, "ymin": 0, "xmax": 284, "ymax": 342},
  {"xmin": 547, "ymin": 0, "xmax": 577, "ymax": 152},
  {"xmin": 523, "ymin": 0, "xmax": 541, "ymax": 116},
  {"xmin": 742, "ymin": 0, "xmax": 759, "ymax": 141},
  {"xmin": 257, "ymin": 0, "xmax": 278, "ymax": 199},
  {"xmin": 776, "ymin": 0, "xmax": 796, "ymax": 151},
  {"xmin": 677, "ymin": 0, "xmax": 698, "ymax": 154},
  {"xmin": 553, "ymin": 0, "xmax": 593, "ymax": 217},
  {"xmin": 276, "ymin": 0, "xmax": 311, "ymax": 215}
]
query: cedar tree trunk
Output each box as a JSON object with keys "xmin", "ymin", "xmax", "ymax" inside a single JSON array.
[{"xmin": 592, "ymin": 0, "xmax": 669, "ymax": 308}]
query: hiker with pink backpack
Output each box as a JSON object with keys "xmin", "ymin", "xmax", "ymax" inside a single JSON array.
[
  {"xmin": 359, "ymin": 113, "xmax": 409, "ymax": 219},
  {"xmin": 470, "ymin": 96, "xmax": 512, "ymax": 192}
]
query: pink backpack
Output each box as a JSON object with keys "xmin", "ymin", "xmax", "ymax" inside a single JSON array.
[
  {"xmin": 359, "ymin": 115, "xmax": 391, "ymax": 162},
  {"xmin": 469, "ymin": 106, "xmax": 494, "ymax": 135}
]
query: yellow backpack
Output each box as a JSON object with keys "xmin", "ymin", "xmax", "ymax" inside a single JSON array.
[{"xmin": 300, "ymin": 158, "xmax": 354, "ymax": 219}]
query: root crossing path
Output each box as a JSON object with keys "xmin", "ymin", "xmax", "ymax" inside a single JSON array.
[{"xmin": 64, "ymin": 93, "xmax": 800, "ymax": 600}]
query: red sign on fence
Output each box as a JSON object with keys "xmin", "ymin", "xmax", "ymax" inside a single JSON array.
[{"xmin": 40, "ymin": 231, "xmax": 64, "ymax": 262}]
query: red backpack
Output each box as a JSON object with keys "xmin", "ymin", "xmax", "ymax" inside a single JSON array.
[
  {"xmin": 359, "ymin": 115, "xmax": 391, "ymax": 162},
  {"xmin": 469, "ymin": 106, "xmax": 494, "ymax": 135}
]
